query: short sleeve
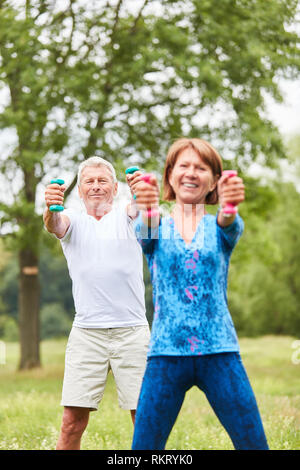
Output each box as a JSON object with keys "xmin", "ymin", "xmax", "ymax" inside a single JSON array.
[{"xmin": 58, "ymin": 208, "xmax": 80, "ymax": 243}]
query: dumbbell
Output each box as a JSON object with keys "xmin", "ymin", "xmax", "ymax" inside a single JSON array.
[
  {"xmin": 125, "ymin": 167, "xmax": 140, "ymax": 200},
  {"xmin": 125, "ymin": 167, "xmax": 159, "ymax": 218},
  {"xmin": 49, "ymin": 178, "xmax": 65, "ymax": 212},
  {"xmin": 222, "ymin": 170, "xmax": 238, "ymax": 217},
  {"xmin": 139, "ymin": 173, "xmax": 159, "ymax": 218}
]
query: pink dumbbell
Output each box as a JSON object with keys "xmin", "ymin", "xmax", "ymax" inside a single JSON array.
[
  {"xmin": 140, "ymin": 173, "xmax": 159, "ymax": 218},
  {"xmin": 222, "ymin": 170, "xmax": 238, "ymax": 216}
]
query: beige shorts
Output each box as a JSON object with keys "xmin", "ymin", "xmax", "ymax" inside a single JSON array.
[{"xmin": 61, "ymin": 325, "xmax": 150, "ymax": 411}]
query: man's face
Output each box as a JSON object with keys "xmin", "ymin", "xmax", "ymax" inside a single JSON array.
[{"xmin": 78, "ymin": 165, "xmax": 118, "ymax": 212}]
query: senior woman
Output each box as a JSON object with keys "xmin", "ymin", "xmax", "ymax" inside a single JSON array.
[{"xmin": 126, "ymin": 138, "xmax": 269, "ymax": 450}]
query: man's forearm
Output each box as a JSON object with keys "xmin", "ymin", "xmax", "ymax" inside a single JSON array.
[
  {"xmin": 43, "ymin": 208, "xmax": 69, "ymax": 238},
  {"xmin": 127, "ymin": 203, "xmax": 160, "ymax": 228},
  {"xmin": 141, "ymin": 209, "xmax": 160, "ymax": 228}
]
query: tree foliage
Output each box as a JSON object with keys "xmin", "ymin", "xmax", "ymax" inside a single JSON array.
[
  {"xmin": 229, "ymin": 180, "xmax": 300, "ymax": 337},
  {"xmin": 1, "ymin": 1, "xmax": 299, "ymax": 224},
  {"xmin": 0, "ymin": 0, "xmax": 299, "ymax": 366}
]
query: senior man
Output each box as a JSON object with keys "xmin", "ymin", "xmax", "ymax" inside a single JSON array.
[{"xmin": 44, "ymin": 157, "xmax": 150, "ymax": 450}]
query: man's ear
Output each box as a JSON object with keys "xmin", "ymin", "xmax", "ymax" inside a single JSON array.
[
  {"xmin": 78, "ymin": 185, "xmax": 82, "ymax": 199},
  {"xmin": 113, "ymin": 181, "xmax": 118, "ymax": 197}
]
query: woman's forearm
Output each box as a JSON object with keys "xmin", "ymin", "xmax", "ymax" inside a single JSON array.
[{"xmin": 217, "ymin": 210, "xmax": 236, "ymax": 228}]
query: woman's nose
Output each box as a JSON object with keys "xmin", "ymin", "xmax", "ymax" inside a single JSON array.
[{"xmin": 185, "ymin": 167, "xmax": 196, "ymax": 178}]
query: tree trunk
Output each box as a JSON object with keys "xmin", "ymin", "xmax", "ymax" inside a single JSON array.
[{"xmin": 18, "ymin": 248, "xmax": 41, "ymax": 369}]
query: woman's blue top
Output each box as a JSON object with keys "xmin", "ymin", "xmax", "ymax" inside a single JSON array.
[{"xmin": 134, "ymin": 212, "xmax": 244, "ymax": 357}]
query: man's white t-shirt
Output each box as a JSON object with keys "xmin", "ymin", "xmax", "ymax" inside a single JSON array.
[{"xmin": 59, "ymin": 206, "xmax": 148, "ymax": 328}]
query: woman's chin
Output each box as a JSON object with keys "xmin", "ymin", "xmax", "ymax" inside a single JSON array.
[{"xmin": 176, "ymin": 195, "xmax": 203, "ymax": 206}]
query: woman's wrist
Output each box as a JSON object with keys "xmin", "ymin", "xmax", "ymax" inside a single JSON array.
[{"xmin": 217, "ymin": 207, "xmax": 236, "ymax": 227}]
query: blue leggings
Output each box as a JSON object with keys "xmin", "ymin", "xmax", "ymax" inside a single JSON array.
[{"xmin": 132, "ymin": 353, "xmax": 269, "ymax": 450}]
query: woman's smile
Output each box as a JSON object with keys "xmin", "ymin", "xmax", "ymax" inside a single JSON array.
[
  {"xmin": 169, "ymin": 148, "xmax": 216, "ymax": 205},
  {"xmin": 181, "ymin": 182, "xmax": 199, "ymax": 189}
]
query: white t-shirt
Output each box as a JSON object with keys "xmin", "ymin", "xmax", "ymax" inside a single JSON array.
[{"xmin": 59, "ymin": 206, "xmax": 148, "ymax": 328}]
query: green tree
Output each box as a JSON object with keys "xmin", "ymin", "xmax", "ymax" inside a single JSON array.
[
  {"xmin": 40, "ymin": 302, "xmax": 72, "ymax": 340},
  {"xmin": 0, "ymin": 0, "xmax": 299, "ymax": 368},
  {"xmin": 228, "ymin": 177, "xmax": 300, "ymax": 337}
]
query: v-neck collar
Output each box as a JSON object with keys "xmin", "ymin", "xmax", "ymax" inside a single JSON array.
[
  {"xmin": 167, "ymin": 214, "xmax": 208, "ymax": 249},
  {"xmin": 87, "ymin": 208, "xmax": 114, "ymax": 223}
]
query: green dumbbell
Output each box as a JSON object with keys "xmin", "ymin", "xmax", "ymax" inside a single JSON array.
[
  {"xmin": 50, "ymin": 179, "xmax": 65, "ymax": 212},
  {"xmin": 125, "ymin": 167, "xmax": 140, "ymax": 200},
  {"xmin": 125, "ymin": 166, "xmax": 140, "ymax": 175}
]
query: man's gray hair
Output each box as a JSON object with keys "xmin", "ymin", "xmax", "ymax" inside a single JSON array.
[{"xmin": 77, "ymin": 156, "xmax": 117, "ymax": 184}]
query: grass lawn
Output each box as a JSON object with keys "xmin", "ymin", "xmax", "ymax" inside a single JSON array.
[{"xmin": 0, "ymin": 335, "xmax": 299, "ymax": 450}]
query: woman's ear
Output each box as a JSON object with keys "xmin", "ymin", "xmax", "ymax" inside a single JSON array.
[
  {"xmin": 168, "ymin": 167, "xmax": 174, "ymax": 189},
  {"xmin": 210, "ymin": 181, "xmax": 218, "ymax": 193},
  {"xmin": 210, "ymin": 174, "xmax": 220, "ymax": 192}
]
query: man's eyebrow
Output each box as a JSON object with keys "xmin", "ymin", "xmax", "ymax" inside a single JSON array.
[{"xmin": 84, "ymin": 175, "xmax": 109, "ymax": 180}]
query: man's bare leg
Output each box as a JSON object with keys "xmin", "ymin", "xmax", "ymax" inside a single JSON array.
[
  {"xmin": 131, "ymin": 410, "xmax": 136, "ymax": 425},
  {"xmin": 56, "ymin": 406, "xmax": 90, "ymax": 450}
]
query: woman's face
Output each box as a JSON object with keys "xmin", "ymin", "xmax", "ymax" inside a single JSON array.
[{"xmin": 168, "ymin": 148, "xmax": 217, "ymax": 205}]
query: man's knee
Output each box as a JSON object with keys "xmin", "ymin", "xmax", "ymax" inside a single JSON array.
[{"xmin": 61, "ymin": 407, "xmax": 89, "ymax": 437}]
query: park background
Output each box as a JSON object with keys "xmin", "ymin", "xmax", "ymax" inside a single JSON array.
[{"xmin": 0, "ymin": 0, "xmax": 299, "ymax": 450}]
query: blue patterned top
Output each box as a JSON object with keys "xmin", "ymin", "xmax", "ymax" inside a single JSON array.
[{"xmin": 134, "ymin": 212, "xmax": 244, "ymax": 357}]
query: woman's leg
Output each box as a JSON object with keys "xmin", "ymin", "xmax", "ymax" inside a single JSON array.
[
  {"xmin": 197, "ymin": 353, "xmax": 269, "ymax": 450},
  {"xmin": 132, "ymin": 356, "xmax": 192, "ymax": 450}
]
